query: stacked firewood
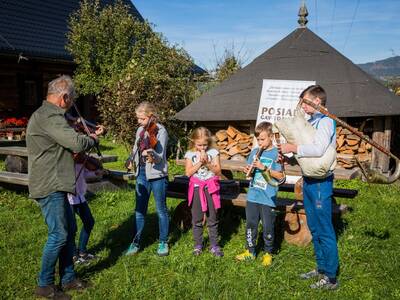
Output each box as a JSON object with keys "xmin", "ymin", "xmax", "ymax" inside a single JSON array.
[
  {"xmin": 336, "ymin": 126, "xmax": 372, "ymax": 168},
  {"xmin": 214, "ymin": 126, "xmax": 254, "ymax": 161},
  {"xmin": 213, "ymin": 125, "xmax": 373, "ymax": 169}
]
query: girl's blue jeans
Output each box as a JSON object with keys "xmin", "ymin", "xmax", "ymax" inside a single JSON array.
[
  {"xmin": 37, "ymin": 192, "xmax": 76, "ymax": 286},
  {"xmin": 303, "ymin": 174, "xmax": 339, "ymax": 279},
  {"xmin": 133, "ymin": 168, "xmax": 169, "ymax": 244},
  {"xmin": 72, "ymin": 201, "xmax": 95, "ymax": 254}
]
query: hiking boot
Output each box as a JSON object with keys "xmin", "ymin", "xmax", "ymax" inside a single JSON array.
[
  {"xmin": 35, "ymin": 285, "xmax": 71, "ymax": 300},
  {"xmin": 61, "ymin": 278, "xmax": 89, "ymax": 292},
  {"xmin": 261, "ymin": 252, "xmax": 273, "ymax": 267},
  {"xmin": 125, "ymin": 243, "xmax": 139, "ymax": 256},
  {"xmin": 300, "ymin": 269, "xmax": 322, "ymax": 280},
  {"xmin": 157, "ymin": 242, "xmax": 169, "ymax": 256},
  {"xmin": 310, "ymin": 275, "xmax": 339, "ymax": 290},
  {"xmin": 193, "ymin": 245, "xmax": 203, "ymax": 256},
  {"xmin": 235, "ymin": 249, "xmax": 256, "ymax": 261},
  {"xmin": 210, "ymin": 246, "xmax": 224, "ymax": 257}
]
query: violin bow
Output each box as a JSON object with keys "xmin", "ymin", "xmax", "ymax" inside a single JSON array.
[
  {"xmin": 71, "ymin": 102, "xmax": 103, "ymax": 183},
  {"xmin": 72, "ymin": 102, "xmax": 102, "ymax": 158}
]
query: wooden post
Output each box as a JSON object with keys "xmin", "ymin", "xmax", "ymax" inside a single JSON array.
[
  {"xmin": 383, "ymin": 116, "xmax": 392, "ymax": 173},
  {"xmin": 371, "ymin": 116, "xmax": 391, "ymax": 173}
]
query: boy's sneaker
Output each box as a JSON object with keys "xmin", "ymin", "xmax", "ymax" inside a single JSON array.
[
  {"xmin": 261, "ymin": 252, "xmax": 273, "ymax": 266},
  {"xmin": 157, "ymin": 242, "xmax": 169, "ymax": 256},
  {"xmin": 193, "ymin": 245, "xmax": 203, "ymax": 256},
  {"xmin": 210, "ymin": 246, "xmax": 224, "ymax": 257},
  {"xmin": 125, "ymin": 243, "xmax": 139, "ymax": 256},
  {"xmin": 310, "ymin": 275, "xmax": 339, "ymax": 290},
  {"xmin": 235, "ymin": 250, "xmax": 256, "ymax": 261},
  {"xmin": 300, "ymin": 269, "xmax": 322, "ymax": 280}
]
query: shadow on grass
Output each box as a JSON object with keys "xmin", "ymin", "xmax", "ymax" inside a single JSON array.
[
  {"xmin": 81, "ymin": 212, "xmax": 162, "ymax": 277},
  {"xmin": 99, "ymin": 144, "xmax": 117, "ymax": 151},
  {"xmin": 363, "ymin": 229, "xmax": 390, "ymax": 240},
  {"xmin": 219, "ymin": 205, "xmax": 243, "ymax": 247},
  {"xmin": 168, "ymin": 201, "xmax": 244, "ymax": 249}
]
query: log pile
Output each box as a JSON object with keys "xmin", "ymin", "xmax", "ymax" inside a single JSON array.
[
  {"xmin": 213, "ymin": 125, "xmax": 373, "ymax": 169},
  {"xmin": 214, "ymin": 126, "xmax": 254, "ymax": 161},
  {"xmin": 336, "ymin": 126, "xmax": 372, "ymax": 168}
]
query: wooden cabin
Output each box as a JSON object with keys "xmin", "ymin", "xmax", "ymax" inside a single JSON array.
[{"xmin": 0, "ymin": 0, "xmax": 143, "ymax": 120}]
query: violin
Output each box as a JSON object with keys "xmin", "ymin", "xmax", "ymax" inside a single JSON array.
[
  {"xmin": 66, "ymin": 113, "xmax": 104, "ymax": 172},
  {"xmin": 125, "ymin": 115, "xmax": 158, "ymax": 170},
  {"xmin": 73, "ymin": 152, "xmax": 103, "ymax": 171},
  {"xmin": 139, "ymin": 116, "xmax": 158, "ymax": 152},
  {"xmin": 65, "ymin": 113, "xmax": 103, "ymax": 135}
]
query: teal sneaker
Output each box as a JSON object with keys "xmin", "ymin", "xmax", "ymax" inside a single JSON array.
[
  {"xmin": 125, "ymin": 243, "xmax": 139, "ymax": 256},
  {"xmin": 157, "ymin": 242, "xmax": 169, "ymax": 256}
]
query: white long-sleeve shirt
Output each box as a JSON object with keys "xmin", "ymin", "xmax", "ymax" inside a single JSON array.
[
  {"xmin": 297, "ymin": 112, "xmax": 336, "ymax": 158},
  {"xmin": 67, "ymin": 163, "xmax": 96, "ymax": 205}
]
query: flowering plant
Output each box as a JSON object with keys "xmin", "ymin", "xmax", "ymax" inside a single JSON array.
[{"xmin": 1, "ymin": 117, "xmax": 29, "ymax": 128}]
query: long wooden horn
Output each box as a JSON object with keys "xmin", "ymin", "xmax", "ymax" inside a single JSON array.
[{"xmin": 299, "ymin": 98, "xmax": 400, "ymax": 184}]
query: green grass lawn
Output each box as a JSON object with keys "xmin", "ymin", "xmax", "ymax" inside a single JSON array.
[{"xmin": 1, "ymin": 139, "xmax": 400, "ymax": 299}]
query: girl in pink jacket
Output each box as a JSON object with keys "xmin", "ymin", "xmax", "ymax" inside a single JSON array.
[{"xmin": 185, "ymin": 127, "xmax": 223, "ymax": 257}]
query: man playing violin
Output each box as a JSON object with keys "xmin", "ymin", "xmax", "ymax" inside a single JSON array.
[{"xmin": 27, "ymin": 75, "xmax": 104, "ymax": 299}]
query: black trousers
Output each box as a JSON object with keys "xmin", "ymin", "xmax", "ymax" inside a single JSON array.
[
  {"xmin": 191, "ymin": 187, "xmax": 219, "ymax": 248},
  {"xmin": 245, "ymin": 201, "xmax": 276, "ymax": 254}
]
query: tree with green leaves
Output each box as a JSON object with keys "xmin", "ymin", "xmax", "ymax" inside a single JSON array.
[{"xmin": 67, "ymin": 0, "xmax": 197, "ymax": 149}]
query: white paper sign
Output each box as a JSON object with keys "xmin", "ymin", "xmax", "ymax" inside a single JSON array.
[{"xmin": 256, "ymin": 79, "xmax": 316, "ymax": 125}]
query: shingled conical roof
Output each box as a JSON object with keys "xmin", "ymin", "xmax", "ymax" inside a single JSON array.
[{"xmin": 176, "ymin": 27, "xmax": 400, "ymax": 121}]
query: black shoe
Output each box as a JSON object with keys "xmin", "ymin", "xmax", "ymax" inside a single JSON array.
[
  {"xmin": 61, "ymin": 278, "xmax": 89, "ymax": 292},
  {"xmin": 35, "ymin": 285, "xmax": 71, "ymax": 299}
]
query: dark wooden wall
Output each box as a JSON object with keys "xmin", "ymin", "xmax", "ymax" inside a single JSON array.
[{"xmin": 0, "ymin": 55, "xmax": 97, "ymax": 121}]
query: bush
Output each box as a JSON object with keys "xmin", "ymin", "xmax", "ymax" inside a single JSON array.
[{"xmin": 67, "ymin": 0, "xmax": 197, "ymax": 151}]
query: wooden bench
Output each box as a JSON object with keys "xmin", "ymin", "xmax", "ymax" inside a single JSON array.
[
  {"xmin": 0, "ymin": 146, "xmax": 118, "ymax": 163},
  {"xmin": 175, "ymin": 159, "xmax": 361, "ymax": 180},
  {"xmin": 0, "ymin": 169, "xmax": 134, "ymax": 187},
  {"xmin": 0, "ymin": 171, "xmax": 29, "ymax": 186}
]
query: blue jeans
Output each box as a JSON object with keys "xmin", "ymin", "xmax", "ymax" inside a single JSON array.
[
  {"xmin": 37, "ymin": 192, "xmax": 76, "ymax": 286},
  {"xmin": 133, "ymin": 168, "xmax": 169, "ymax": 244},
  {"xmin": 303, "ymin": 175, "xmax": 339, "ymax": 279},
  {"xmin": 72, "ymin": 201, "xmax": 95, "ymax": 254}
]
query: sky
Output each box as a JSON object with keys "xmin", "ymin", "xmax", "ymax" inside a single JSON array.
[{"xmin": 132, "ymin": 0, "xmax": 400, "ymax": 70}]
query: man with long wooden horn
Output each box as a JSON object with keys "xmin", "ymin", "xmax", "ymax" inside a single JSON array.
[{"xmin": 280, "ymin": 85, "xmax": 339, "ymax": 290}]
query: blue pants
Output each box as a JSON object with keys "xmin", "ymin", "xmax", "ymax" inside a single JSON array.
[
  {"xmin": 133, "ymin": 168, "xmax": 169, "ymax": 244},
  {"xmin": 303, "ymin": 175, "xmax": 339, "ymax": 279},
  {"xmin": 72, "ymin": 201, "xmax": 95, "ymax": 254},
  {"xmin": 37, "ymin": 192, "xmax": 76, "ymax": 286}
]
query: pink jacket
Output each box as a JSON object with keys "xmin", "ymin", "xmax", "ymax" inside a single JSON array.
[{"xmin": 188, "ymin": 176, "xmax": 221, "ymax": 212}]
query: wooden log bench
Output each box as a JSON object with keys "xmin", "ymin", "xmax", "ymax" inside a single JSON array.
[
  {"xmin": 0, "ymin": 169, "xmax": 135, "ymax": 193},
  {"xmin": 175, "ymin": 159, "xmax": 362, "ymax": 180},
  {"xmin": 0, "ymin": 171, "xmax": 29, "ymax": 186},
  {"xmin": 0, "ymin": 146, "xmax": 118, "ymax": 163}
]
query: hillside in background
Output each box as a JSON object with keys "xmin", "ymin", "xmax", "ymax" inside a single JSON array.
[{"xmin": 358, "ymin": 56, "xmax": 400, "ymax": 78}]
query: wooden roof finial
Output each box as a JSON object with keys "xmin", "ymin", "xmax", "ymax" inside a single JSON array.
[{"xmin": 298, "ymin": 1, "xmax": 308, "ymax": 28}]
